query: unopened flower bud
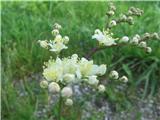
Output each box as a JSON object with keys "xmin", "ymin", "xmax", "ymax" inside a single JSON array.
[
  {"xmin": 95, "ymin": 29, "xmax": 101, "ymax": 34},
  {"xmin": 63, "ymin": 74, "xmax": 75, "ymax": 83},
  {"xmin": 107, "ymin": 10, "xmax": 115, "ymax": 16},
  {"xmin": 53, "ymin": 23, "xmax": 62, "ymax": 29},
  {"xmin": 61, "ymin": 87, "xmax": 73, "ymax": 98},
  {"xmin": 109, "ymin": 70, "xmax": 119, "ymax": 79},
  {"xmin": 152, "ymin": 33, "xmax": 159, "ymax": 39},
  {"xmin": 52, "ymin": 29, "xmax": 59, "ymax": 35},
  {"xmin": 49, "ymin": 82, "xmax": 60, "ymax": 93},
  {"xmin": 144, "ymin": 33, "xmax": 150, "ymax": 39},
  {"xmin": 139, "ymin": 41, "xmax": 147, "ymax": 48},
  {"xmin": 98, "ymin": 84, "xmax": 105, "ymax": 92},
  {"xmin": 146, "ymin": 47, "xmax": 152, "ymax": 53},
  {"xmin": 128, "ymin": 10, "xmax": 133, "ymax": 15},
  {"xmin": 109, "ymin": 20, "xmax": 117, "ymax": 27},
  {"xmin": 65, "ymin": 98, "xmax": 73, "ymax": 106},
  {"xmin": 121, "ymin": 36, "xmax": 129, "ymax": 42},
  {"xmin": 119, "ymin": 76, "xmax": 128, "ymax": 83},
  {"xmin": 127, "ymin": 16, "xmax": 133, "ymax": 22},
  {"xmin": 131, "ymin": 36, "xmax": 139, "ymax": 45},
  {"xmin": 38, "ymin": 40, "xmax": 48, "ymax": 48},
  {"xmin": 121, "ymin": 14, "xmax": 127, "ymax": 21},
  {"xmin": 63, "ymin": 36, "xmax": 69, "ymax": 44},
  {"xmin": 110, "ymin": 5, "xmax": 116, "ymax": 11},
  {"xmin": 40, "ymin": 80, "xmax": 48, "ymax": 88}
]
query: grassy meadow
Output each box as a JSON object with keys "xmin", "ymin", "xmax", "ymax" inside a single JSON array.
[{"xmin": 1, "ymin": 1, "xmax": 160, "ymax": 120}]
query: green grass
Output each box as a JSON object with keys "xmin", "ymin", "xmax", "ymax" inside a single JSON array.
[{"xmin": 1, "ymin": 1, "xmax": 160, "ymax": 120}]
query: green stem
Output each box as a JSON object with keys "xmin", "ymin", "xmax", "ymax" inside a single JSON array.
[{"xmin": 58, "ymin": 95, "xmax": 62, "ymax": 120}]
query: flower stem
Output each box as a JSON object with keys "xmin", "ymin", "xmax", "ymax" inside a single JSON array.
[{"xmin": 58, "ymin": 95, "xmax": 62, "ymax": 120}]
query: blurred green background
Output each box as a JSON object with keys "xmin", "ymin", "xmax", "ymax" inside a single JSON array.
[{"xmin": 1, "ymin": 1, "xmax": 160, "ymax": 120}]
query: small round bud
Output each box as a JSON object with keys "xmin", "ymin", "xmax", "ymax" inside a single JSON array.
[
  {"xmin": 128, "ymin": 10, "xmax": 133, "ymax": 15},
  {"xmin": 121, "ymin": 36, "xmax": 129, "ymax": 42},
  {"xmin": 53, "ymin": 23, "xmax": 62, "ymax": 29},
  {"xmin": 48, "ymin": 82, "xmax": 60, "ymax": 93},
  {"xmin": 61, "ymin": 87, "xmax": 73, "ymax": 98},
  {"xmin": 119, "ymin": 76, "xmax": 128, "ymax": 83},
  {"xmin": 127, "ymin": 16, "xmax": 133, "ymax": 22},
  {"xmin": 63, "ymin": 36, "xmax": 69, "ymax": 44},
  {"xmin": 38, "ymin": 40, "xmax": 48, "ymax": 48},
  {"xmin": 98, "ymin": 84, "xmax": 105, "ymax": 92},
  {"xmin": 152, "ymin": 33, "xmax": 159, "ymax": 39},
  {"xmin": 52, "ymin": 29, "xmax": 59, "ymax": 36},
  {"xmin": 109, "ymin": 20, "xmax": 117, "ymax": 27},
  {"xmin": 139, "ymin": 41, "xmax": 147, "ymax": 48},
  {"xmin": 146, "ymin": 47, "xmax": 152, "ymax": 53},
  {"xmin": 109, "ymin": 70, "xmax": 119, "ymax": 79},
  {"xmin": 40, "ymin": 80, "xmax": 48, "ymax": 88},
  {"xmin": 130, "ymin": 36, "xmax": 139, "ymax": 45},
  {"xmin": 95, "ymin": 29, "xmax": 101, "ymax": 34},
  {"xmin": 65, "ymin": 98, "xmax": 73, "ymax": 106},
  {"xmin": 63, "ymin": 74, "xmax": 75, "ymax": 83},
  {"xmin": 144, "ymin": 33, "xmax": 150, "ymax": 39},
  {"xmin": 107, "ymin": 10, "xmax": 115, "ymax": 16},
  {"xmin": 88, "ymin": 75, "xmax": 99, "ymax": 85},
  {"xmin": 110, "ymin": 5, "xmax": 116, "ymax": 11},
  {"xmin": 121, "ymin": 14, "xmax": 127, "ymax": 21}
]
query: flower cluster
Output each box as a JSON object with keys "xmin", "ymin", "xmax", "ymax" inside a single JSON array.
[
  {"xmin": 38, "ymin": 23, "xmax": 69, "ymax": 53},
  {"xmin": 92, "ymin": 29, "xmax": 159, "ymax": 54},
  {"xmin": 120, "ymin": 32, "xmax": 159, "ymax": 53},
  {"xmin": 109, "ymin": 70, "xmax": 128, "ymax": 83},
  {"xmin": 40, "ymin": 52, "xmax": 107, "ymax": 105},
  {"xmin": 92, "ymin": 29, "xmax": 117, "ymax": 46}
]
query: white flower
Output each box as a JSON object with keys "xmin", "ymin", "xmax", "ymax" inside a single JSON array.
[
  {"xmin": 49, "ymin": 41, "xmax": 68, "ymax": 53},
  {"xmin": 92, "ymin": 29, "xmax": 116, "ymax": 46},
  {"xmin": 63, "ymin": 74, "xmax": 75, "ymax": 83},
  {"xmin": 65, "ymin": 98, "xmax": 73, "ymax": 106},
  {"xmin": 79, "ymin": 57, "xmax": 94, "ymax": 76},
  {"xmin": 38, "ymin": 40, "xmax": 48, "ymax": 48},
  {"xmin": 48, "ymin": 82, "xmax": 60, "ymax": 93},
  {"xmin": 139, "ymin": 41, "xmax": 147, "ymax": 48},
  {"xmin": 109, "ymin": 70, "xmax": 119, "ymax": 79},
  {"xmin": 63, "ymin": 36, "xmax": 69, "ymax": 44},
  {"xmin": 43, "ymin": 58, "xmax": 63, "ymax": 81},
  {"xmin": 119, "ymin": 76, "xmax": 128, "ymax": 83},
  {"xmin": 109, "ymin": 20, "xmax": 117, "ymax": 27},
  {"xmin": 88, "ymin": 75, "xmax": 99, "ymax": 85},
  {"xmin": 61, "ymin": 87, "xmax": 73, "ymax": 98},
  {"xmin": 98, "ymin": 64, "xmax": 107, "ymax": 75},
  {"xmin": 52, "ymin": 29, "xmax": 59, "ymax": 36},
  {"xmin": 146, "ymin": 47, "xmax": 152, "ymax": 53},
  {"xmin": 98, "ymin": 84, "xmax": 105, "ymax": 92},
  {"xmin": 121, "ymin": 36, "xmax": 129, "ymax": 43},
  {"xmin": 40, "ymin": 80, "xmax": 48, "ymax": 88}
]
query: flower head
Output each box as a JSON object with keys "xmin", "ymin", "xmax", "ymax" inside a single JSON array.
[{"xmin": 92, "ymin": 29, "xmax": 116, "ymax": 46}]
